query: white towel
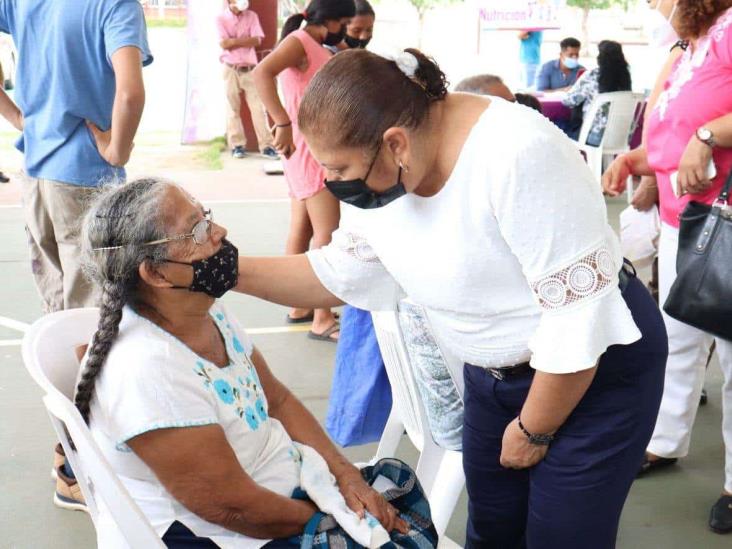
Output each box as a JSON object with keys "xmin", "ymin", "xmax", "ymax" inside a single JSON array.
[{"xmin": 294, "ymin": 443, "xmax": 391, "ymax": 549}]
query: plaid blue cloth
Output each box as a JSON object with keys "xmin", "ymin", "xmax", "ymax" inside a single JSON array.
[{"xmin": 299, "ymin": 458, "xmax": 438, "ymax": 549}]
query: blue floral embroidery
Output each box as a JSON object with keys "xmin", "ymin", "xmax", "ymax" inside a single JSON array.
[
  {"xmin": 255, "ymin": 398, "xmax": 267, "ymax": 421},
  {"xmin": 193, "ymin": 361, "xmax": 212, "ymax": 387},
  {"xmin": 244, "ymin": 406, "xmax": 259, "ymax": 430},
  {"xmin": 215, "ymin": 312, "xmax": 225, "ymax": 321},
  {"xmin": 232, "ymin": 336, "xmax": 245, "ymax": 354},
  {"xmin": 213, "ymin": 379, "xmax": 235, "ymax": 404}
]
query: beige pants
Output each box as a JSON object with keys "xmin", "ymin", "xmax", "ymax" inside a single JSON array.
[
  {"xmin": 21, "ymin": 176, "xmax": 98, "ymax": 313},
  {"xmin": 224, "ymin": 65, "xmax": 273, "ymax": 151}
]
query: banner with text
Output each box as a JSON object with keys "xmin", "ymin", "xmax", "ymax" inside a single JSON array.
[{"xmin": 476, "ymin": 0, "xmax": 566, "ymax": 31}]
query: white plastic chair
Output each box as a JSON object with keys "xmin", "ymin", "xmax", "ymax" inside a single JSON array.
[
  {"xmin": 21, "ymin": 308, "xmax": 165, "ymax": 549},
  {"xmin": 576, "ymin": 91, "xmax": 645, "ymax": 191},
  {"xmin": 371, "ymin": 310, "xmax": 465, "ymax": 542}
]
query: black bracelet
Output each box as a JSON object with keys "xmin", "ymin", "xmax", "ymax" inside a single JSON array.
[
  {"xmin": 275, "ymin": 121, "xmax": 292, "ymax": 128},
  {"xmin": 518, "ymin": 416, "xmax": 555, "ymax": 446}
]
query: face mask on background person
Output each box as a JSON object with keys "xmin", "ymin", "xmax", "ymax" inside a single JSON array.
[
  {"xmin": 235, "ymin": 0, "xmax": 249, "ymax": 12},
  {"xmin": 344, "ymin": 34, "xmax": 371, "ymax": 49},
  {"xmin": 563, "ymin": 57, "xmax": 580, "ymax": 70},
  {"xmin": 324, "ymin": 25, "xmax": 347, "ymax": 46},
  {"xmin": 643, "ymin": 0, "xmax": 679, "ymax": 49}
]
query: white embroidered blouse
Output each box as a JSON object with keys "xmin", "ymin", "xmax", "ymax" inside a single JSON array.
[{"xmin": 307, "ymin": 98, "xmax": 642, "ymax": 374}]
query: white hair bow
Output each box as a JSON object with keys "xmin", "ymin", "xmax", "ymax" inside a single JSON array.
[{"xmin": 377, "ymin": 48, "xmax": 419, "ymax": 78}]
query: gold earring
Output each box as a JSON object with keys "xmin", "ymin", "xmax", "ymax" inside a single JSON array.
[{"xmin": 399, "ymin": 161, "xmax": 409, "ymax": 173}]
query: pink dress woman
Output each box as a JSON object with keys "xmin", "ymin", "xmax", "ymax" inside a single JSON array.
[
  {"xmin": 279, "ymin": 29, "xmax": 333, "ymax": 200},
  {"xmin": 644, "ymin": 6, "xmax": 732, "ymax": 501}
]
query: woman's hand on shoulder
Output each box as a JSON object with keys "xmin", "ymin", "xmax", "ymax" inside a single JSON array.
[{"xmin": 335, "ymin": 466, "xmax": 410, "ymax": 535}]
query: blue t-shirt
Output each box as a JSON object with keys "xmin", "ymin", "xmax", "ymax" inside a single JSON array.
[
  {"xmin": 0, "ymin": 0, "xmax": 153, "ymax": 186},
  {"xmin": 519, "ymin": 31, "xmax": 543, "ymax": 65},
  {"xmin": 536, "ymin": 59, "xmax": 584, "ymax": 91}
]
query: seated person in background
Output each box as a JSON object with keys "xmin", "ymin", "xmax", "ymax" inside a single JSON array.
[
  {"xmin": 562, "ymin": 40, "xmax": 632, "ymax": 144},
  {"xmin": 537, "ymin": 37, "xmax": 584, "ymax": 91},
  {"xmin": 514, "ymin": 92, "xmax": 543, "ymax": 113},
  {"xmin": 75, "ymin": 178, "xmax": 409, "ymax": 547},
  {"xmin": 454, "ymin": 74, "xmax": 515, "ymax": 101}
]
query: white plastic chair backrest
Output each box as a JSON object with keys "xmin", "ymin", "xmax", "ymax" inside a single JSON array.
[
  {"xmin": 577, "ymin": 91, "xmax": 645, "ymax": 151},
  {"xmin": 371, "ymin": 310, "xmax": 427, "ymax": 452},
  {"xmin": 22, "ymin": 308, "xmax": 165, "ymax": 549}
]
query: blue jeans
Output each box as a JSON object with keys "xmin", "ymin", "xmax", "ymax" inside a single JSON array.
[
  {"xmin": 463, "ymin": 276, "xmax": 668, "ymax": 549},
  {"xmin": 522, "ymin": 63, "xmax": 539, "ymax": 89}
]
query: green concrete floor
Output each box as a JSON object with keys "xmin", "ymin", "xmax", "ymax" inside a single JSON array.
[{"xmin": 0, "ymin": 200, "xmax": 729, "ymax": 548}]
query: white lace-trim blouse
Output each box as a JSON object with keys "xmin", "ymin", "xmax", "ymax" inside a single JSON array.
[{"xmin": 307, "ymin": 98, "xmax": 642, "ymax": 374}]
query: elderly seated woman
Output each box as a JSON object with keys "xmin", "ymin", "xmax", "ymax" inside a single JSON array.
[{"xmin": 74, "ymin": 178, "xmax": 412, "ymax": 548}]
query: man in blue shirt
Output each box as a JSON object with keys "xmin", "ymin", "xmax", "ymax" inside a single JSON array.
[
  {"xmin": 537, "ymin": 37, "xmax": 584, "ymax": 92},
  {"xmin": 0, "ymin": 0, "xmax": 152, "ymax": 514},
  {"xmin": 518, "ymin": 30, "xmax": 543, "ymax": 88},
  {"xmin": 0, "ymin": 0, "xmax": 152, "ymax": 315}
]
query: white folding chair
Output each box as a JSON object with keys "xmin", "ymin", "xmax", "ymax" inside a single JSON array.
[
  {"xmin": 371, "ymin": 310, "xmax": 465, "ymax": 542},
  {"xmin": 576, "ymin": 91, "xmax": 645, "ymax": 193},
  {"xmin": 22, "ymin": 308, "xmax": 165, "ymax": 549}
]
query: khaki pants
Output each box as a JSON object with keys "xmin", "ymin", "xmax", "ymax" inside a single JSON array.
[
  {"xmin": 21, "ymin": 176, "xmax": 98, "ymax": 313},
  {"xmin": 224, "ymin": 65, "xmax": 273, "ymax": 151}
]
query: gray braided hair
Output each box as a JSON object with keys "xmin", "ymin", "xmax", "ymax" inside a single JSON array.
[{"xmin": 75, "ymin": 178, "xmax": 172, "ymax": 424}]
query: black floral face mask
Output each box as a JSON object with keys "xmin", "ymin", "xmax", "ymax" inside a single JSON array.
[{"xmin": 166, "ymin": 239, "xmax": 239, "ymax": 298}]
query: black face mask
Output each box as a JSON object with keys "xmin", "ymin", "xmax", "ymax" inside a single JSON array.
[
  {"xmin": 343, "ymin": 34, "xmax": 371, "ymax": 49},
  {"xmin": 324, "ymin": 150, "xmax": 407, "ymax": 209},
  {"xmin": 323, "ymin": 24, "xmax": 346, "ymax": 46},
  {"xmin": 167, "ymin": 239, "xmax": 239, "ymax": 298}
]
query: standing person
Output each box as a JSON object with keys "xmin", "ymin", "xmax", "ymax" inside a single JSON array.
[
  {"xmin": 603, "ymin": 0, "xmax": 732, "ymax": 534},
  {"xmin": 339, "ymin": 0, "xmax": 375, "ymax": 50},
  {"xmin": 0, "ymin": 83, "xmax": 22, "ymax": 183},
  {"xmin": 562, "ymin": 40, "xmax": 632, "ymax": 142},
  {"xmin": 237, "ymin": 48, "xmax": 668, "ymax": 548},
  {"xmin": 0, "ymin": 0, "xmax": 152, "ymax": 510},
  {"xmin": 536, "ymin": 37, "xmax": 584, "ymax": 92},
  {"xmin": 216, "ymin": 0, "xmax": 277, "ymax": 159},
  {"xmin": 252, "ymin": 0, "xmax": 355, "ymax": 342},
  {"xmin": 518, "ymin": 30, "xmax": 543, "ymax": 88}
]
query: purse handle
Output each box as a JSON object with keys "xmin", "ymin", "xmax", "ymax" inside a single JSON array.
[{"xmin": 716, "ymin": 167, "xmax": 732, "ymax": 205}]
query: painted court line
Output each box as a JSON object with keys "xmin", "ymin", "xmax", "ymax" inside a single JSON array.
[{"xmin": 0, "ymin": 316, "xmax": 30, "ymax": 333}]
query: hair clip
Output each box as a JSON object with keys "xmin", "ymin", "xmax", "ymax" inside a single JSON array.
[{"xmin": 95, "ymin": 213, "xmax": 132, "ymax": 219}]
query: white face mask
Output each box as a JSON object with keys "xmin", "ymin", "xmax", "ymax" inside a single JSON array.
[
  {"xmin": 643, "ymin": 0, "xmax": 679, "ymax": 49},
  {"xmin": 234, "ymin": 0, "xmax": 249, "ymax": 11}
]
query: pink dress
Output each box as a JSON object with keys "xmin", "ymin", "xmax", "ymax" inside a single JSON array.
[
  {"xmin": 279, "ymin": 30, "xmax": 332, "ymax": 200},
  {"xmin": 646, "ymin": 7, "xmax": 732, "ymax": 228}
]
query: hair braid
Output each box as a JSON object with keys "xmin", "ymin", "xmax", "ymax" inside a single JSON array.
[{"xmin": 74, "ymin": 281, "xmax": 126, "ymax": 423}]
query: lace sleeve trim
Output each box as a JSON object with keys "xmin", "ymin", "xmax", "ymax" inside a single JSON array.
[
  {"xmin": 332, "ymin": 230, "xmax": 381, "ymax": 264},
  {"xmin": 531, "ymin": 247, "xmax": 616, "ymax": 310}
]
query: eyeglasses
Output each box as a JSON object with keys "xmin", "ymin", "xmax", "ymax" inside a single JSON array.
[{"xmin": 93, "ymin": 209, "xmax": 214, "ymax": 251}]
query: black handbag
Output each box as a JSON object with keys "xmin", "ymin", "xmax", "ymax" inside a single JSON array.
[{"xmin": 663, "ymin": 170, "xmax": 732, "ymax": 341}]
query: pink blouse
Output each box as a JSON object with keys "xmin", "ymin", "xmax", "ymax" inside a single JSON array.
[{"xmin": 646, "ymin": 7, "xmax": 732, "ymax": 227}]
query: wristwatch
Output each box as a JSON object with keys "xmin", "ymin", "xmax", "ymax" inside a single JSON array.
[
  {"xmin": 696, "ymin": 127, "xmax": 716, "ymax": 148},
  {"xmin": 517, "ymin": 416, "xmax": 555, "ymax": 446}
]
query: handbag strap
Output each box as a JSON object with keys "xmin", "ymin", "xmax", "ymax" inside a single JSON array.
[{"xmin": 718, "ymin": 168, "xmax": 732, "ymax": 204}]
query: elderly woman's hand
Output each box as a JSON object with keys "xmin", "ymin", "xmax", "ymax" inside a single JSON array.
[
  {"xmin": 336, "ymin": 466, "xmax": 410, "ymax": 534},
  {"xmin": 677, "ymin": 134, "xmax": 715, "ymax": 195}
]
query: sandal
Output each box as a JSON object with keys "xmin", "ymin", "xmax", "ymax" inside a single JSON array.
[
  {"xmin": 637, "ymin": 455, "xmax": 677, "ymax": 477},
  {"xmin": 286, "ymin": 311, "xmax": 314, "ymax": 324},
  {"xmin": 308, "ymin": 323, "xmax": 340, "ymax": 343}
]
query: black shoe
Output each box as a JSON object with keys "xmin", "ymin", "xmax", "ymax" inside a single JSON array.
[
  {"xmin": 709, "ymin": 495, "xmax": 732, "ymax": 534},
  {"xmin": 637, "ymin": 455, "xmax": 678, "ymax": 477},
  {"xmin": 232, "ymin": 146, "xmax": 246, "ymax": 159},
  {"xmin": 262, "ymin": 146, "xmax": 279, "ymax": 159},
  {"xmin": 0, "ymin": 171, "xmax": 9, "ymax": 183},
  {"xmin": 701, "ymin": 388, "xmax": 708, "ymax": 406}
]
